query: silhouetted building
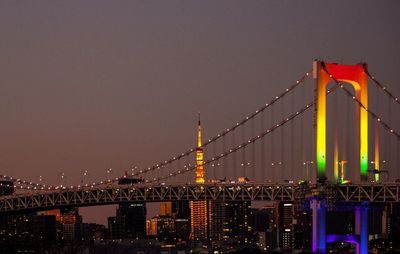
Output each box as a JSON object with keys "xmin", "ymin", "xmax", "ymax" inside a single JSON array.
[
  {"xmin": 119, "ymin": 203, "xmax": 147, "ymax": 239},
  {"xmin": 61, "ymin": 208, "xmax": 82, "ymax": 243},
  {"xmin": 108, "ymin": 216, "xmax": 125, "ymax": 239},
  {"xmin": 0, "ymin": 213, "xmax": 57, "ymax": 252},
  {"xmin": 172, "ymin": 200, "xmax": 191, "ymax": 241},
  {"xmin": 156, "ymin": 215, "xmax": 176, "ymax": 242},
  {"xmin": 293, "ymin": 208, "xmax": 312, "ymax": 250},
  {"xmin": 388, "ymin": 203, "xmax": 400, "ymax": 246},
  {"xmin": 82, "ymin": 223, "xmax": 105, "ymax": 243},
  {"xmin": 108, "ymin": 202, "xmax": 147, "ymax": 239},
  {"xmin": 253, "ymin": 205, "xmax": 278, "ymax": 251},
  {"xmin": 0, "ymin": 180, "xmax": 14, "ymax": 196}
]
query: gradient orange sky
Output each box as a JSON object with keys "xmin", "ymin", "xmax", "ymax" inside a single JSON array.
[{"xmin": 0, "ymin": 1, "xmax": 399, "ymax": 225}]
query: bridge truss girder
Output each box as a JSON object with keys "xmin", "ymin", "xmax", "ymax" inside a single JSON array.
[{"xmin": 1, "ymin": 183, "xmax": 400, "ymax": 214}]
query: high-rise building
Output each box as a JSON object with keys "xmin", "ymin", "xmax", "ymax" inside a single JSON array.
[
  {"xmin": 82, "ymin": 223, "xmax": 105, "ymax": 243},
  {"xmin": 61, "ymin": 208, "xmax": 82, "ymax": 243},
  {"xmin": 388, "ymin": 203, "xmax": 400, "ymax": 246},
  {"xmin": 116, "ymin": 203, "xmax": 147, "ymax": 239},
  {"xmin": 0, "ymin": 213, "xmax": 57, "ymax": 252},
  {"xmin": 190, "ymin": 114, "xmax": 209, "ymax": 244},
  {"xmin": 156, "ymin": 215, "xmax": 176, "ymax": 242},
  {"xmin": 208, "ymin": 200, "xmax": 254, "ymax": 249},
  {"xmin": 108, "ymin": 216, "xmax": 125, "ymax": 239},
  {"xmin": 278, "ymin": 202, "xmax": 294, "ymax": 250},
  {"xmin": 223, "ymin": 201, "xmax": 254, "ymax": 245},
  {"xmin": 172, "ymin": 201, "xmax": 191, "ymax": 241},
  {"xmin": 293, "ymin": 207, "xmax": 312, "ymax": 250}
]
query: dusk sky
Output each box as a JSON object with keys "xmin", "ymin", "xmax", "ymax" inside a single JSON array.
[{"xmin": 1, "ymin": 1, "xmax": 399, "ymax": 224}]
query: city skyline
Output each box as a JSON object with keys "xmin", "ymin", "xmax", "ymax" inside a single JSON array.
[{"xmin": 1, "ymin": 0, "xmax": 400, "ymax": 228}]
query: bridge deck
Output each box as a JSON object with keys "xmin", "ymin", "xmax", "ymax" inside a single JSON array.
[{"xmin": 0, "ymin": 183, "xmax": 399, "ymax": 214}]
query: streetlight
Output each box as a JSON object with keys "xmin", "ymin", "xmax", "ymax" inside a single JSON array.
[
  {"xmin": 36, "ymin": 175, "xmax": 43, "ymax": 183},
  {"xmin": 370, "ymin": 160, "xmax": 388, "ymax": 182},
  {"xmin": 81, "ymin": 169, "xmax": 88, "ymax": 185},
  {"xmin": 59, "ymin": 172, "xmax": 66, "ymax": 188},
  {"xmin": 106, "ymin": 168, "xmax": 113, "ymax": 182},
  {"xmin": 338, "ymin": 160, "xmax": 348, "ymax": 183},
  {"xmin": 303, "ymin": 161, "xmax": 314, "ymax": 182},
  {"xmin": 131, "ymin": 166, "xmax": 138, "ymax": 176},
  {"xmin": 270, "ymin": 162, "xmax": 282, "ymax": 182}
]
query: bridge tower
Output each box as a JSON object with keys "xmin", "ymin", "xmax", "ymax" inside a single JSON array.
[
  {"xmin": 314, "ymin": 60, "xmax": 369, "ymax": 182},
  {"xmin": 312, "ymin": 61, "xmax": 369, "ymax": 254}
]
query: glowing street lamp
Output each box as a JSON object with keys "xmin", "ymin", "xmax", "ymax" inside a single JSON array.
[
  {"xmin": 106, "ymin": 168, "xmax": 113, "ymax": 182},
  {"xmin": 131, "ymin": 166, "xmax": 138, "ymax": 176},
  {"xmin": 303, "ymin": 161, "xmax": 314, "ymax": 182},
  {"xmin": 338, "ymin": 160, "xmax": 348, "ymax": 184},
  {"xmin": 59, "ymin": 172, "xmax": 66, "ymax": 188},
  {"xmin": 81, "ymin": 169, "xmax": 88, "ymax": 185}
]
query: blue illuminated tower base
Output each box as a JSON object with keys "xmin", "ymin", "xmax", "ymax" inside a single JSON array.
[
  {"xmin": 311, "ymin": 199, "xmax": 368, "ymax": 254},
  {"xmin": 355, "ymin": 205, "xmax": 369, "ymax": 254},
  {"xmin": 311, "ymin": 198, "xmax": 326, "ymax": 253}
]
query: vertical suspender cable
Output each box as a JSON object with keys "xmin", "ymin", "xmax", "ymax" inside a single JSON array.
[
  {"xmin": 251, "ymin": 117, "xmax": 256, "ymax": 180},
  {"xmin": 375, "ymin": 85, "xmax": 380, "ymax": 181},
  {"xmin": 388, "ymin": 94, "xmax": 392, "ymax": 177},
  {"xmin": 177, "ymin": 157, "xmax": 181, "ymax": 184},
  {"xmin": 281, "ymin": 96, "xmax": 285, "ymax": 181},
  {"xmin": 261, "ymin": 111, "xmax": 265, "ymax": 182},
  {"xmin": 300, "ymin": 84, "xmax": 305, "ymax": 180},
  {"xmin": 345, "ymin": 90, "xmax": 350, "ymax": 182},
  {"xmin": 333, "ymin": 87, "xmax": 339, "ymax": 181},
  {"xmin": 242, "ymin": 124, "xmax": 246, "ymax": 177},
  {"xmin": 185, "ymin": 154, "xmax": 190, "ymax": 184},
  {"xmin": 290, "ymin": 84, "xmax": 295, "ymax": 181},
  {"xmin": 213, "ymin": 140, "xmax": 217, "ymax": 180},
  {"xmin": 232, "ymin": 130, "xmax": 237, "ymax": 180},
  {"xmin": 271, "ymin": 105, "xmax": 275, "ymax": 181},
  {"xmin": 223, "ymin": 135, "xmax": 227, "ymax": 182}
]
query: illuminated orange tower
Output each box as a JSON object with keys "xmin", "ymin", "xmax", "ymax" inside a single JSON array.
[
  {"xmin": 195, "ymin": 113, "xmax": 205, "ymax": 184},
  {"xmin": 190, "ymin": 113, "xmax": 209, "ymax": 243}
]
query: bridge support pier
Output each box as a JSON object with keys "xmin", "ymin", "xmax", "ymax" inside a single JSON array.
[
  {"xmin": 311, "ymin": 198, "xmax": 326, "ymax": 253},
  {"xmin": 311, "ymin": 199, "xmax": 369, "ymax": 254},
  {"xmin": 355, "ymin": 205, "xmax": 368, "ymax": 254}
]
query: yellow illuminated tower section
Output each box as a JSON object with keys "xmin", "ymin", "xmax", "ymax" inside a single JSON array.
[
  {"xmin": 190, "ymin": 113, "xmax": 209, "ymax": 244},
  {"xmin": 196, "ymin": 113, "xmax": 205, "ymax": 184}
]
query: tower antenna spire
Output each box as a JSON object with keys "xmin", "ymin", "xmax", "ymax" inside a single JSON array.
[{"xmin": 198, "ymin": 112, "xmax": 201, "ymax": 125}]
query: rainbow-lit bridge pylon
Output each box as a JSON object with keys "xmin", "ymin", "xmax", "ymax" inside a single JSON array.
[{"xmin": 314, "ymin": 60, "xmax": 368, "ymax": 182}]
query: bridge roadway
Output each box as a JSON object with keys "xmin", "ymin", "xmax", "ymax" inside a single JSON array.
[{"xmin": 1, "ymin": 182, "xmax": 400, "ymax": 214}]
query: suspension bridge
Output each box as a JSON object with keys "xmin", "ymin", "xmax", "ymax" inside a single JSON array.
[{"xmin": 1, "ymin": 60, "xmax": 400, "ymax": 253}]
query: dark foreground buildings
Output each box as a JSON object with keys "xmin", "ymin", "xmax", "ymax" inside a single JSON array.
[{"xmin": 2, "ymin": 192, "xmax": 400, "ymax": 253}]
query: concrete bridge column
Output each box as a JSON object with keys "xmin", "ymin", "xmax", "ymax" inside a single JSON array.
[
  {"xmin": 355, "ymin": 205, "xmax": 368, "ymax": 254},
  {"xmin": 311, "ymin": 198, "xmax": 326, "ymax": 253}
]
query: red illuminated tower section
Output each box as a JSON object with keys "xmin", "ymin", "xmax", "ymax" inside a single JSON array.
[{"xmin": 195, "ymin": 113, "xmax": 205, "ymax": 184}]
